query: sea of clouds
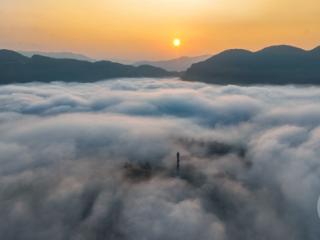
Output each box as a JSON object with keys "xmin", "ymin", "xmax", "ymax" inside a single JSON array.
[{"xmin": 0, "ymin": 78, "xmax": 320, "ymax": 240}]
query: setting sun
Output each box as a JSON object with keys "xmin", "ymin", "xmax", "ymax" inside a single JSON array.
[{"xmin": 173, "ymin": 38, "xmax": 181, "ymax": 48}]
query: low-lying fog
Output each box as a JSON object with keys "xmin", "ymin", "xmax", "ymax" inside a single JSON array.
[{"xmin": 0, "ymin": 78, "xmax": 320, "ymax": 240}]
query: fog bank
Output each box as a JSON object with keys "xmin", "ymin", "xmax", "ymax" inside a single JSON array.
[{"xmin": 0, "ymin": 78, "xmax": 320, "ymax": 240}]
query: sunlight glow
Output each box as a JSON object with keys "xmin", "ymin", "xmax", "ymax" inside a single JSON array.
[{"xmin": 173, "ymin": 38, "xmax": 181, "ymax": 48}]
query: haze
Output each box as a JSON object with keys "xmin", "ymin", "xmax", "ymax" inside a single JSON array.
[{"xmin": 1, "ymin": 0, "xmax": 319, "ymax": 60}]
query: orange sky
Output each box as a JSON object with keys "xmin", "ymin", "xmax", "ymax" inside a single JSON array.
[{"xmin": 1, "ymin": 0, "xmax": 319, "ymax": 61}]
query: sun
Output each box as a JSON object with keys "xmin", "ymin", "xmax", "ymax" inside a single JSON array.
[{"xmin": 173, "ymin": 38, "xmax": 181, "ymax": 48}]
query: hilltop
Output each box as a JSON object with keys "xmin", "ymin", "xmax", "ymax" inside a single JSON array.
[
  {"xmin": 0, "ymin": 50, "xmax": 175, "ymax": 84},
  {"xmin": 183, "ymin": 45, "xmax": 320, "ymax": 85}
]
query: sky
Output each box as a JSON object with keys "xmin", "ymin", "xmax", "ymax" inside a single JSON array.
[{"xmin": 1, "ymin": 0, "xmax": 320, "ymax": 60}]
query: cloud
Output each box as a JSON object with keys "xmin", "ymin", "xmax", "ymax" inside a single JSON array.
[{"xmin": 0, "ymin": 78, "xmax": 319, "ymax": 240}]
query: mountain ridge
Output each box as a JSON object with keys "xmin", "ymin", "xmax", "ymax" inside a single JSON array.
[
  {"xmin": 134, "ymin": 55, "xmax": 210, "ymax": 72},
  {"xmin": 19, "ymin": 50, "xmax": 95, "ymax": 62},
  {"xmin": 0, "ymin": 50, "xmax": 176, "ymax": 84},
  {"xmin": 184, "ymin": 45, "xmax": 320, "ymax": 85}
]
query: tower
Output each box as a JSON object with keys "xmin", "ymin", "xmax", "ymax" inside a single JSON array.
[{"xmin": 176, "ymin": 152, "xmax": 180, "ymax": 174}]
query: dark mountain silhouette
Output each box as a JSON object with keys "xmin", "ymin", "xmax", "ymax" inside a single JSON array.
[
  {"xmin": 0, "ymin": 49, "xmax": 29, "ymax": 63},
  {"xmin": 183, "ymin": 45, "xmax": 320, "ymax": 85},
  {"xmin": 134, "ymin": 55, "xmax": 210, "ymax": 72},
  {"xmin": 0, "ymin": 50, "xmax": 175, "ymax": 84},
  {"xmin": 310, "ymin": 46, "xmax": 320, "ymax": 55},
  {"xmin": 19, "ymin": 50, "xmax": 95, "ymax": 62}
]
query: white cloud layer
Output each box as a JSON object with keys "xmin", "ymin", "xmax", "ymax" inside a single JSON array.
[{"xmin": 0, "ymin": 78, "xmax": 320, "ymax": 240}]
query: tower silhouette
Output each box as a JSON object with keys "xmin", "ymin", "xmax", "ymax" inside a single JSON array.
[{"xmin": 176, "ymin": 152, "xmax": 180, "ymax": 175}]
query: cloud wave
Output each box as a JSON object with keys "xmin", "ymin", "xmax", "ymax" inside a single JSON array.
[{"xmin": 0, "ymin": 78, "xmax": 320, "ymax": 240}]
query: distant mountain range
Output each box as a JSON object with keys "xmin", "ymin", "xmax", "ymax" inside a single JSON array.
[
  {"xmin": 134, "ymin": 55, "xmax": 210, "ymax": 72},
  {"xmin": 0, "ymin": 50, "xmax": 175, "ymax": 84},
  {"xmin": 19, "ymin": 51, "xmax": 95, "ymax": 62},
  {"xmin": 183, "ymin": 45, "xmax": 320, "ymax": 85},
  {"xmin": 2, "ymin": 45, "xmax": 320, "ymax": 85}
]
